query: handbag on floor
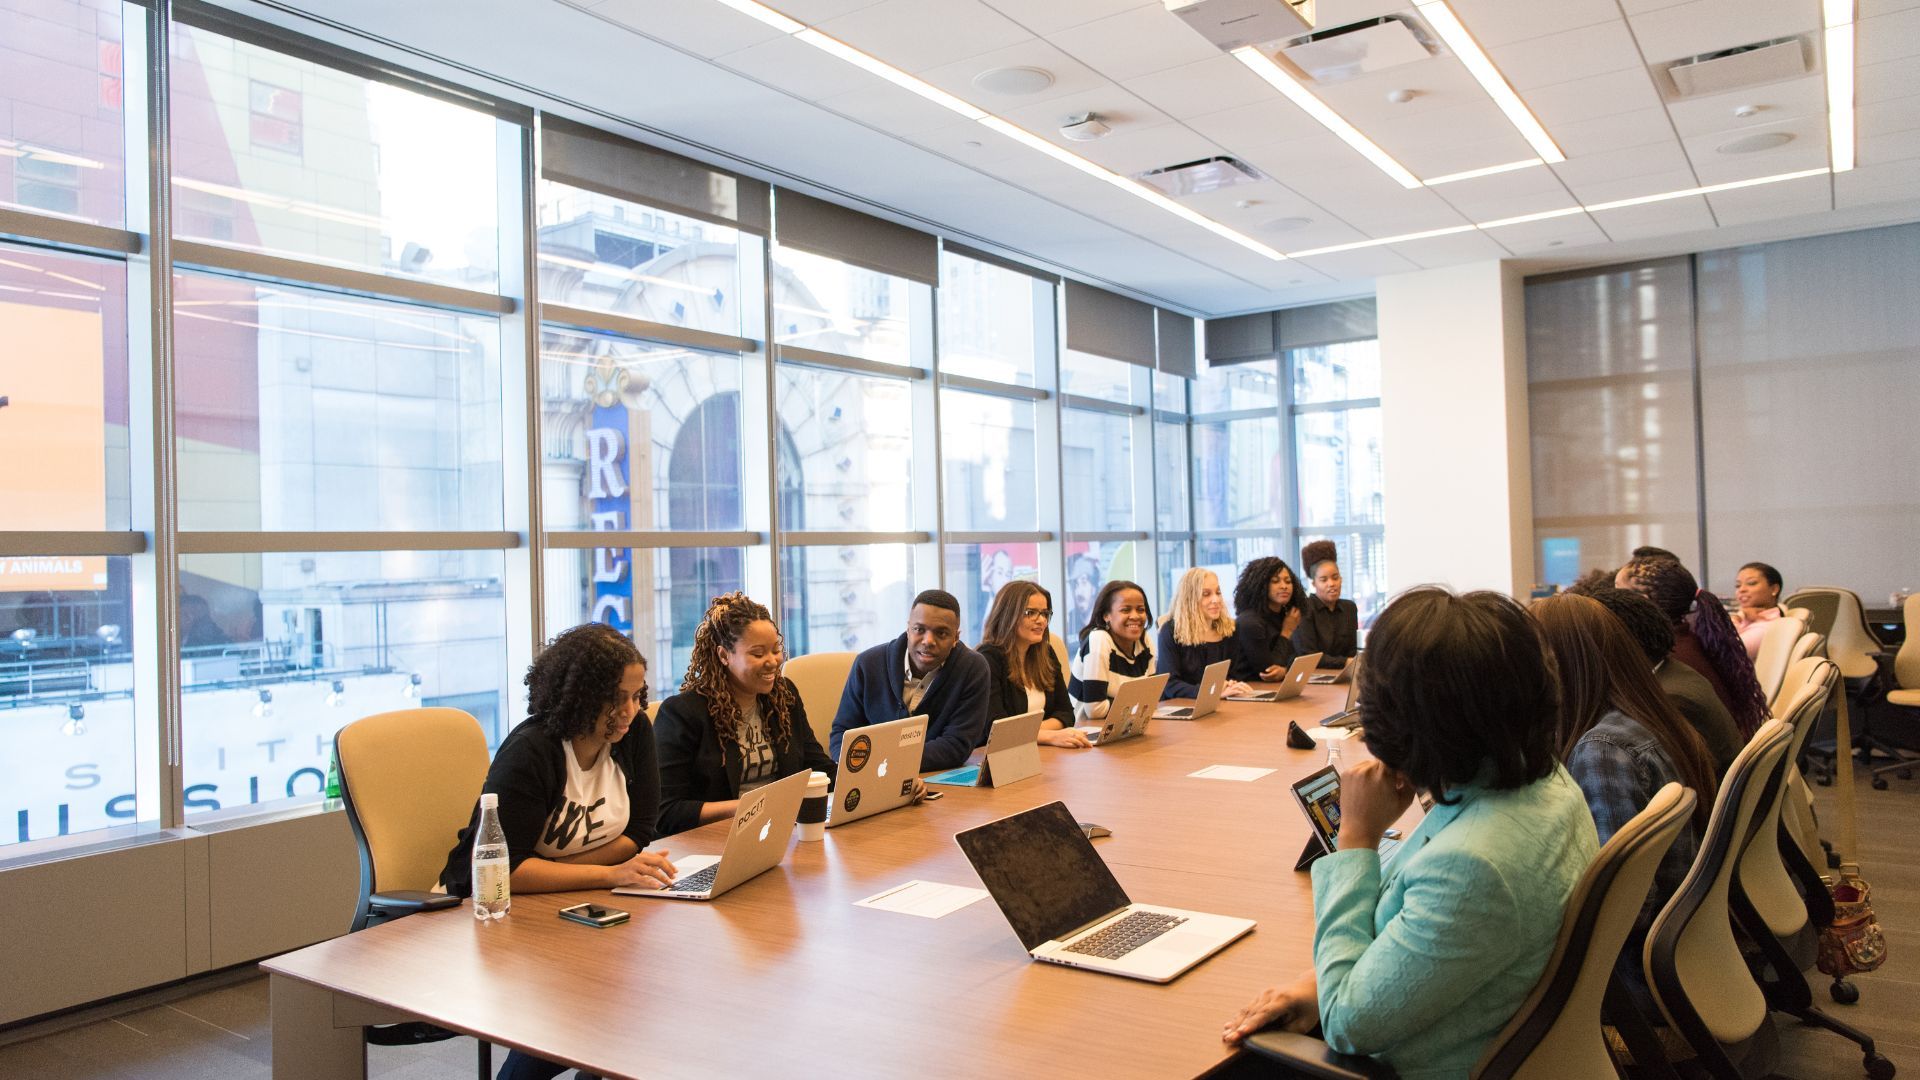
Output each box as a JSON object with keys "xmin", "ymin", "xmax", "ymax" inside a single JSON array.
[{"xmin": 1817, "ymin": 872, "xmax": 1888, "ymax": 977}]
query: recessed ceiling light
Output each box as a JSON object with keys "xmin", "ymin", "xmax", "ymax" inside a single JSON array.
[
  {"xmin": 1423, "ymin": 157, "xmax": 1544, "ymax": 186},
  {"xmin": 1413, "ymin": 1, "xmax": 1564, "ymax": 164},
  {"xmin": 1264, "ymin": 216, "xmax": 1315, "ymax": 232},
  {"xmin": 1717, "ymin": 132, "xmax": 1794, "ymax": 155},
  {"xmin": 1582, "ymin": 166, "xmax": 1830, "ymax": 212},
  {"xmin": 972, "ymin": 66, "xmax": 1055, "ymax": 95}
]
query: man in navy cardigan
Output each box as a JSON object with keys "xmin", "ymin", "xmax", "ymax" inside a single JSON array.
[{"xmin": 829, "ymin": 589, "xmax": 992, "ymax": 773}]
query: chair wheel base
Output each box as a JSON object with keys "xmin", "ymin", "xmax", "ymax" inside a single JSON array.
[
  {"xmin": 1873, "ymin": 779, "xmax": 1890, "ymax": 790},
  {"xmin": 1864, "ymin": 1051, "xmax": 1896, "ymax": 1080},
  {"xmin": 1832, "ymin": 979, "xmax": 1861, "ymax": 1004}
]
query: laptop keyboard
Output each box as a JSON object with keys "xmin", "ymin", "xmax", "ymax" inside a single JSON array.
[
  {"xmin": 1064, "ymin": 910, "xmax": 1188, "ymax": 960},
  {"xmin": 667, "ymin": 864, "xmax": 719, "ymax": 893}
]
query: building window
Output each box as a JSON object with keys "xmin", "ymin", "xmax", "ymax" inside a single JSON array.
[{"xmin": 247, "ymin": 80, "xmax": 303, "ymax": 155}]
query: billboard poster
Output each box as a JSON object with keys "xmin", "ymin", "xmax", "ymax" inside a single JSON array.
[{"xmin": 0, "ymin": 301, "xmax": 107, "ymax": 590}]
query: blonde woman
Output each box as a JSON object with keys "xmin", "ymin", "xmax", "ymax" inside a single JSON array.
[{"xmin": 1155, "ymin": 568, "xmax": 1252, "ymax": 700}]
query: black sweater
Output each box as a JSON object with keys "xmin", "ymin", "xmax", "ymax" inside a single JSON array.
[
  {"xmin": 1292, "ymin": 598, "xmax": 1359, "ymax": 668},
  {"xmin": 1155, "ymin": 622, "xmax": 1235, "ymax": 699},
  {"xmin": 654, "ymin": 680, "xmax": 835, "ymax": 837},
  {"xmin": 1232, "ymin": 605, "xmax": 1299, "ymax": 681},
  {"xmin": 976, "ymin": 642, "xmax": 1073, "ymax": 730},
  {"xmin": 438, "ymin": 715, "xmax": 660, "ymax": 897}
]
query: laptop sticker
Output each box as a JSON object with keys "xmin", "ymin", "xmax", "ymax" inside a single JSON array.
[
  {"xmin": 844, "ymin": 788, "xmax": 862, "ymax": 813},
  {"xmin": 847, "ymin": 735, "xmax": 872, "ymax": 772}
]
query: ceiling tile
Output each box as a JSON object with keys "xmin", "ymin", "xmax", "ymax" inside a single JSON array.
[
  {"xmin": 916, "ymin": 38, "xmax": 1109, "ymax": 110},
  {"xmin": 1705, "ymin": 175, "xmax": 1832, "ymax": 224},
  {"xmin": 1365, "ymin": 100, "xmax": 1524, "ymax": 155},
  {"xmin": 1619, "ymin": 0, "xmax": 1690, "ymax": 14},
  {"xmin": 1125, "ymin": 54, "xmax": 1276, "ymax": 121},
  {"xmin": 1626, "ymin": 0, "xmax": 1820, "ymax": 63},
  {"xmin": 1398, "ymin": 229, "xmax": 1513, "ymax": 267},
  {"xmin": 1562, "ymin": 166, "xmax": 1704, "ymax": 206},
  {"xmin": 1550, "ymin": 142, "xmax": 1695, "ymax": 195},
  {"xmin": 1590, "ymin": 195, "xmax": 1717, "ymax": 239},
  {"xmin": 1858, "ymin": 0, "xmax": 1920, "ymax": 15},
  {"xmin": 1681, "ymin": 117, "xmax": 1831, "ymax": 185},
  {"xmin": 1184, "ymin": 100, "xmax": 1335, "ymax": 149},
  {"xmin": 1238, "ymin": 131, "xmax": 1379, "ymax": 178},
  {"xmin": 1044, "ymin": 4, "xmax": 1224, "ymax": 82},
  {"xmin": 902, "ymin": 118, "xmax": 1032, "ymax": 167},
  {"xmin": 712, "ymin": 33, "xmax": 874, "ymax": 98},
  {"xmin": 1863, "ymin": 126, "xmax": 1920, "ymax": 165},
  {"xmin": 1861, "ymin": 95, "xmax": 1920, "ymax": 164},
  {"xmin": 1445, "ymin": 0, "xmax": 1620, "ymax": 48},
  {"xmin": 997, "ymin": 84, "xmax": 1171, "ymax": 137},
  {"xmin": 1665, "ymin": 75, "xmax": 1827, "ymax": 137},
  {"xmin": 774, "ymin": 0, "xmax": 890, "ymax": 21},
  {"xmin": 818, "ymin": 0, "xmax": 1032, "ymax": 72},
  {"xmin": 816, "ymin": 80, "xmax": 983, "ymax": 136},
  {"xmin": 1527, "ymin": 68, "xmax": 1665, "ymax": 126},
  {"xmin": 1484, "ymin": 212, "xmax": 1610, "ymax": 253},
  {"xmin": 1858, "ymin": 6, "xmax": 1920, "ymax": 65},
  {"xmin": 1833, "ymin": 158, "xmax": 1920, "ymax": 208},
  {"xmin": 1550, "ymin": 107, "xmax": 1678, "ymax": 157},
  {"xmin": 1859, "ymin": 58, "xmax": 1920, "ymax": 105},
  {"xmin": 1397, "ymin": 132, "xmax": 1542, "ymax": 178},
  {"xmin": 586, "ymin": 0, "xmax": 784, "ymax": 58},
  {"xmin": 1287, "ymin": 172, "xmax": 1470, "ymax": 232},
  {"xmin": 1428, "ymin": 166, "xmax": 1577, "ymax": 221},
  {"xmin": 1487, "ymin": 19, "xmax": 1643, "ymax": 90},
  {"xmin": 1290, "ymin": 247, "xmax": 1421, "ymax": 279},
  {"xmin": 978, "ymin": 0, "xmax": 1153, "ymax": 37}
]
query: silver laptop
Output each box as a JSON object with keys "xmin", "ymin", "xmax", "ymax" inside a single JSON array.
[
  {"xmin": 957, "ymin": 801, "xmax": 1256, "ymax": 983},
  {"xmin": 827, "ymin": 713, "xmax": 928, "ymax": 828},
  {"xmin": 925, "ymin": 710, "xmax": 1043, "ymax": 788},
  {"xmin": 1080, "ymin": 673, "xmax": 1169, "ymax": 745},
  {"xmin": 1227, "ymin": 652, "xmax": 1323, "ymax": 702},
  {"xmin": 616, "ymin": 769, "xmax": 808, "ymax": 901},
  {"xmin": 1155, "ymin": 659, "xmax": 1228, "ymax": 720},
  {"xmin": 1321, "ymin": 654, "xmax": 1364, "ymax": 728},
  {"xmin": 1310, "ymin": 655, "xmax": 1358, "ymax": 685}
]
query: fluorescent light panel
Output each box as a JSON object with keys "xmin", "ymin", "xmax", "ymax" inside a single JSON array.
[
  {"xmin": 792, "ymin": 29, "xmax": 986, "ymax": 120},
  {"xmin": 1414, "ymin": 1, "xmax": 1564, "ymax": 164},
  {"xmin": 1232, "ymin": 47, "xmax": 1422, "ymax": 188},
  {"xmin": 1824, "ymin": 0, "xmax": 1855, "ymax": 173},
  {"xmin": 1423, "ymin": 157, "xmax": 1544, "ymax": 186}
]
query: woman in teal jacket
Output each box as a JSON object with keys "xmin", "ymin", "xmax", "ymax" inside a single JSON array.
[{"xmin": 1223, "ymin": 588, "xmax": 1599, "ymax": 1080}]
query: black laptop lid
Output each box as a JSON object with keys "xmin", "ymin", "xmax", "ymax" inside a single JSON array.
[{"xmin": 955, "ymin": 801, "xmax": 1130, "ymax": 951}]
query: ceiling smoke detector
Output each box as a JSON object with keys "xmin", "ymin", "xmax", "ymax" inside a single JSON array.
[{"xmin": 1059, "ymin": 113, "xmax": 1113, "ymax": 141}]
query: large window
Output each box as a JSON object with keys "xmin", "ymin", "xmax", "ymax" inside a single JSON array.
[
  {"xmin": 1, "ymin": 0, "xmax": 128, "ymax": 226},
  {"xmin": 1287, "ymin": 339, "xmax": 1385, "ymax": 618}
]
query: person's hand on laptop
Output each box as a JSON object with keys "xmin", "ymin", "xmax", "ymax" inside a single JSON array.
[
  {"xmin": 607, "ymin": 850, "xmax": 677, "ymax": 890},
  {"xmin": 1338, "ymin": 759, "xmax": 1414, "ymax": 850},
  {"xmin": 906, "ymin": 777, "xmax": 930, "ymax": 805},
  {"xmin": 1222, "ymin": 972, "xmax": 1318, "ymax": 1044},
  {"xmin": 1223, "ymin": 678, "xmax": 1253, "ymax": 698},
  {"xmin": 1039, "ymin": 727, "xmax": 1092, "ymax": 749}
]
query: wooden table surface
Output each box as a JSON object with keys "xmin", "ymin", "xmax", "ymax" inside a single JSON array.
[{"xmin": 264, "ymin": 685, "xmax": 1375, "ymax": 1079}]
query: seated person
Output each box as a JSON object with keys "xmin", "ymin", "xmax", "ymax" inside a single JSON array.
[
  {"xmin": 976, "ymin": 581, "xmax": 1090, "ymax": 748},
  {"xmin": 1157, "ymin": 567, "xmax": 1252, "ymax": 700},
  {"xmin": 438, "ymin": 624, "xmax": 676, "ymax": 1080},
  {"xmin": 1730, "ymin": 561, "xmax": 1787, "ymax": 660},
  {"xmin": 1222, "ymin": 588, "xmax": 1599, "ymax": 1076},
  {"xmin": 1070, "ymin": 579, "xmax": 1156, "ymax": 723},
  {"xmin": 1616, "ymin": 555, "xmax": 1770, "ymax": 738},
  {"xmin": 1291, "ymin": 540, "xmax": 1359, "ymax": 669},
  {"xmin": 1531, "ymin": 593, "xmax": 1718, "ymax": 1011},
  {"xmin": 1231, "ymin": 556, "xmax": 1304, "ymax": 682},
  {"xmin": 654, "ymin": 592, "xmax": 834, "ymax": 836},
  {"xmin": 830, "ymin": 589, "xmax": 992, "ymax": 773},
  {"xmin": 1574, "ymin": 583, "xmax": 1743, "ymax": 775}
]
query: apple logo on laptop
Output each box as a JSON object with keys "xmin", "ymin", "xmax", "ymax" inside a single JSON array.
[
  {"xmin": 758, "ymin": 821, "xmax": 771, "ymax": 843},
  {"xmin": 878, "ymin": 758, "xmax": 890, "ymax": 778}
]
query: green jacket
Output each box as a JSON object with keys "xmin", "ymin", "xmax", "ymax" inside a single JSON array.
[{"xmin": 1310, "ymin": 764, "xmax": 1599, "ymax": 1079}]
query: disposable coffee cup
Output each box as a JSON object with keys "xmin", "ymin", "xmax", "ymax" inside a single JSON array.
[{"xmin": 797, "ymin": 771, "xmax": 830, "ymax": 841}]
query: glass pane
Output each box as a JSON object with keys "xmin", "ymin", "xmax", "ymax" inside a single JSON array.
[
  {"xmin": 1298, "ymin": 532, "xmax": 1387, "ymax": 624},
  {"xmin": 545, "ymin": 546, "xmax": 746, "ymax": 684},
  {"xmin": 780, "ymin": 543, "xmax": 916, "ymax": 657},
  {"xmin": 938, "ymin": 251, "xmax": 1045, "ymax": 387},
  {"xmin": 1295, "ymin": 406, "xmax": 1384, "ymax": 527},
  {"xmin": 0, "ymin": 244, "xmax": 128, "ymax": 530},
  {"xmin": 943, "ymin": 541, "xmax": 1041, "ymax": 645},
  {"xmin": 1062, "ymin": 407, "xmax": 1133, "ymax": 531},
  {"xmin": 1154, "ymin": 418, "xmax": 1190, "ymax": 533},
  {"xmin": 1064, "ymin": 539, "xmax": 1142, "ymax": 639},
  {"xmin": 1152, "ymin": 371, "xmax": 1188, "ymax": 414},
  {"xmin": 170, "ymin": 24, "xmax": 502, "ymax": 289},
  {"xmin": 1060, "ymin": 350, "xmax": 1133, "ymax": 402},
  {"xmin": 941, "ymin": 389, "xmax": 1037, "ymax": 532},
  {"xmin": 536, "ymin": 180, "xmax": 761, "ymax": 339},
  {"xmin": 1194, "ymin": 358, "xmax": 1278, "ymax": 414},
  {"xmin": 772, "ymin": 246, "xmax": 916, "ymax": 366},
  {"xmin": 172, "ymin": 273, "xmax": 503, "ymax": 531},
  {"xmin": 0, "ymin": 0, "xmax": 126, "ymax": 226},
  {"xmin": 540, "ymin": 328, "xmax": 746, "ymax": 534},
  {"xmin": 2, "ymin": 555, "xmax": 138, "ymax": 846},
  {"xmin": 1196, "ymin": 535, "xmax": 1282, "ymax": 589},
  {"xmin": 1289, "ymin": 339, "xmax": 1380, "ymax": 404},
  {"xmin": 1156, "ymin": 540, "xmax": 1189, "ymax": 614},
  {"xmin": 1192, "ymin": 417, "xmax": 1282, "ymax": 530},
  {"xmin": 777, "ymin": 364, "xmax": 913, "ymax": 532},
  {"xmin": 179, "ymin": 550, "xmax": 507, "ymax": 818}
]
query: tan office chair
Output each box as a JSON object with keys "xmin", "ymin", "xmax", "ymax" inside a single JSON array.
[
  {"xmin": 1752, "ymin": 616, "xmax": 1806, "ymax": 711},
  {"xmin": 1738, "ymin": 663, "xmax": 1836, "ymax": 967},
  {"xmin": 1784, "ymin": 630, "xmax": 1824, "ymax": 674},
  {"xmin": 784, "ymin": 651, "xmax": 856, "ymax": 750},
  {"xmin": 1244, "ymin": 785, "xmax": 1698, "ymax": 1080},
  {"xmin": 1784, "ymin": 588, "xmax": 1881, "ymax": 680},
  {"xmin": 1050, "ymin": 632, "xmax": 1071, "ymax": 679},
  {"xmin": 1867, "ymin": 592, "xmax": 1920, "ymax": 789}
]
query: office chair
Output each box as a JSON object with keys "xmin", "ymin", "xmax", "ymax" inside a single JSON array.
[
  {"xmin": 1867, "ymin": 593, "xmax": 1920, "ymax": 789},
  {"xmin": 1788, "ymin": 588, "xmax": 1896, "ymax": 784},
  {"xmin": 1738, "ymin": 665, "xmax": 1842, "ymax": 984},
  {"xmin": 335, "ymin": 707, "xmax": 493, "ymax": 1077},
  {"xmin": 1752, "ymin": 616, "xmax": 1807, "ymax": 711},
  {"xmin": 783, "ymin": 651, "xmax": 856, "ymax": 750},
  {"xmin": 1242, "ymin": 785, "xmax": 1698, "ymax": 1080},
  {"xmin": 1049, "ymin": 632, "xmax": 1071, "ymax": 680}
]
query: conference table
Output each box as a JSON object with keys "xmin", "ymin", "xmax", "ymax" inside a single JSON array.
[{"xmin": 264, "ymin": 682, "xmax": 1383, "ymax": 1079}]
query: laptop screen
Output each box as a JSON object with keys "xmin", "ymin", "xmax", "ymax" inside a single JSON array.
[
  {"xmin": 955, "ymin": 801, "xmax": 1130, "ymax": 951},
  {"xmin": 1291, "ymin": 765, "xmax": 1343, "ymax": 849}
]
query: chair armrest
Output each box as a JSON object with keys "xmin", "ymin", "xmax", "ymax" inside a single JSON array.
[
  {"xmin": 1241, "ymin": 1031, "xmax": 1399, "ymax": 1080},
  {"xmin": 368, "ymin": 890, "xmax": 463, "ymax": 917}
]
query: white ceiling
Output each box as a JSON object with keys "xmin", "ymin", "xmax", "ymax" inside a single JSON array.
[{"xmin": 241, "ymin": 0, "xmax": 1920, "ymax": 316}]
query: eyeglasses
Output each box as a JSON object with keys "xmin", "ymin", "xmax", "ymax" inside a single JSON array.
[{"xmin": 1021, "ymin": 607, "xmax": 1052, "ymax": 621}]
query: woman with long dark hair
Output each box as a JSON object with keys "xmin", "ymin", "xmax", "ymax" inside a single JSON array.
[
  {"xmin": 1616, "ymin": 555, "xmax": 1770, "ymax": 737},
  {"xmin": 978, "ymin": 580, "xmax": 1089, "ymax": 748},
  {"xmin": 1231, "ymin": 556, "xmax": 1304, "ymax": 682}
]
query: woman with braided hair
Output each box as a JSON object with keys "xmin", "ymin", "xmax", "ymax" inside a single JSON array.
[
  {"xmin": 1615, "ymin": 555, "xmax": 1771, "ymax": 738},
  {"xmin": 654, "ymin": 592, "xmax": 835, "ymax": 836}
]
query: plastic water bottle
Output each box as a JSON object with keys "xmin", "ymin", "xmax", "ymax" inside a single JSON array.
[{"xmin": 471, "ymin": 792, "xmax": 511, "ymax": 921}]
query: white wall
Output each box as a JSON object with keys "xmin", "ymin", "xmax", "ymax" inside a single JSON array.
[{"xmin": 1377, "ymin": 260, "xmax": 1533, "ymax": 597}]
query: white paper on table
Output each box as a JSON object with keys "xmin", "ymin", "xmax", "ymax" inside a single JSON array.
[
  {"xmin": 854, "ymin": 880, "xmax": 991, "ymax": 919},
  {"xmin": 1305, "ymin": 727, "xmax": 1359, "ymax": 742},
  {"xmin": 1187, "ymin": 764, "xmax": 1277, "ymax": 782}
]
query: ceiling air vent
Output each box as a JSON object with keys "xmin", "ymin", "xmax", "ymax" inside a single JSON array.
[
  {"xmin": 1660, "ymin": 37, "xmax": 1813, "ymax": 99},
  {"xmin": 1276, "ymin": 15, "xmax": 1438, "ymax": 83},
  {"xmin": 1133, "ymin": 157, "xmax": 1265, "ymax": 197}
]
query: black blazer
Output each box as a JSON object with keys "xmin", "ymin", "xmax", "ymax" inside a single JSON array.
[
  {"xmin": 1232, "ymin": 605, "xmax": 1299, "ymax": 681},
  {"xmin": 976, "ymin": 642, "xmax": 1073, "ymax": 730},
  {"xmin": 1292, "ymin": 598, "xmax": 1359, "ymax": 668},
  {"xmin": 654, "ymin": 680, "xmax": 835, "ymax": 837}
]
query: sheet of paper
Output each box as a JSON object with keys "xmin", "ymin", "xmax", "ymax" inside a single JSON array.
[
  {"xmin": 1305, "ymin": 727, "xmax": 1359, "ymax": 742},
  {"xmin": 854, "ymin": 880, "xmax": 991, "ymax": 919},
  {"xmin": 1187, "ymin": 764, "xmax": 1276, "ymax": 782}
]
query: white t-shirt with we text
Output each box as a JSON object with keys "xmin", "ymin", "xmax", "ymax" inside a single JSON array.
[{"xmin": 532, "ymin": 740, "xmax": 630, "ymax": 859}]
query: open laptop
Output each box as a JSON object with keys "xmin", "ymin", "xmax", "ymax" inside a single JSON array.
[
  {"xmin": 925, "ymin": 710, "xmax": 1044, "ymax": 788},
  {"xmin": 1225, "ymin": 652, "xmax": 1323, "ymax": 702},
  {"xmin": 617, "ymin": 768, "xmax": 809, "ymax": 901},
  {"xmin": 1320, "ymin": 655, "xmax": 1364, "ymax": 729},
  {"xmin": 1289, "ymin": 764, "xmax": 1404, "ymax": 871},
  {"xmin": 956, "ymin": 801, "xmax": 1255, "ymax": 983},
  {"xmin": 1080, "ymin": 673, "xmax": 1169, "ymax": 745},
  {"xmin": 1310, "ymin": 656, "xmax": 1358, "ymax": 685},
  {"xmin": 1155, "ymin": 659, "xmax": 1228, "ymax": 719},
  {"xmin": 827, "ymin": 713, "xmax": 928, "ymax": 828}
]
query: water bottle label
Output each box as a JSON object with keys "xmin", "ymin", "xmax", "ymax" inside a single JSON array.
[{"xmin": 474, "ymin": 861, "xmax": 510, "ymax": 906}]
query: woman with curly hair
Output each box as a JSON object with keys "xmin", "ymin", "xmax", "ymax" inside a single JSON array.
[
  {"xmin": 1231, "ymin": 556, "xmax": 1304, "ymax": 682},
  {"xmin": 1616, "ymin": 555, "xmax": 1770, "ymax": 738},
  {"xmin": 1156, "ymin": 566, "xmax": 1253, "ymax": 700},
  {"xmin": 438, "ymin": 622, "xmax": 675, "ymax": 897},
  {"xmin": 1292, "ymin": 540, "xmax": 1359, "ymax": 669},
  {"xmin": 654, "ymin": 592, "xmax": 835, "ymax": 836}
]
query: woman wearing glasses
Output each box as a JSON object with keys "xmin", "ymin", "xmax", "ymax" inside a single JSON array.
[{"xmin": 977, "ymin": 581, "xmax": 1091, "ymax": 748}]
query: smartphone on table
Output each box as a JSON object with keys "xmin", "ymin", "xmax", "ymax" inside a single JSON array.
[{"xmin": 558, "ymin": 902, "xmax": 630, "ymax": 928}]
